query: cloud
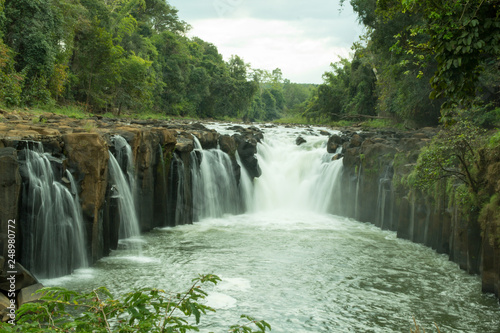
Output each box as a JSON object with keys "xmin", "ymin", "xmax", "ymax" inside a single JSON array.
[{"xmin": 169, "ymin": 0, "xmax": 363, "ymax": 83}]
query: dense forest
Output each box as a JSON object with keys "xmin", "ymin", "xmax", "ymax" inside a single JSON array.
[
  {"xmin": 303, "ymin": 0, "xmax": 500, "ymax": 128},
  {"xmin": 0, "ymin": 0, "xmax": 499, "ymax": 128},
  {"xmin": 0, "ymin": 0, "xmax": 313, "ymax": 121}
]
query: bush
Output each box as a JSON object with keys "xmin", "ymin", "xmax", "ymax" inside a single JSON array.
[{"xmin": 0, "ymin": 274, "xmax": 271, "ymax": 333}]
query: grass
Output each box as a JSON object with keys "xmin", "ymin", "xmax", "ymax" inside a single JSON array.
[
  {"xmin": 273, "ymin": 114, "xmax": 355, "ymax": 127},
  {"xmin": 359, "ymin": 118, "xmax": 404, "ymax": 130},
  {"xmin": 1, "ymin": 101, "xmax": 410, "ymax": 131}
]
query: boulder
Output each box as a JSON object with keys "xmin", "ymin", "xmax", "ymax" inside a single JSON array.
[
  {"xmin": 327, "ymin": 134, "xmax": 343, "ymax": 153},
  {"xmin": 175, "ymin": 135, "xmax": 194, "ymax": 153},
  {"xmin": 319, "ymin": 130, "xmax": 330, "ymax": 136},
  {"xmin": 0, "ymin": 262, "xmax": 37, "ymax": 292},
  {"xmin": 234, "ymin": 134, "xmax": 261, "ymax": 179},
  {"xmin": 192, "ymin": 130, "xmax": 219, "ymax": 149},
  {"xmin": 219, "ymin": 135, "xmax": 237, "ymax": 157},
  {"xmin": 296, "ymin": 136, "xmax": 306, "ymax": 146},
  {"xmin": 17, "ymin": 283, "xmax": 44, "ymax": 307}
]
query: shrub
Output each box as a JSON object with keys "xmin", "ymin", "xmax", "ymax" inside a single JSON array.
[{"xmin": 0, "ymin": 274, "xmax": 271, "ymax": 333}]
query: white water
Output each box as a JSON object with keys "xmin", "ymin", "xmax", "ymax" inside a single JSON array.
[
  {"xmin": 20, "ymin": 143, "xmax": 87, "ymax": 278},
  {"xmin": 250, "ymin": 127, "xmax": 342, "ymax": 213},
  {"xmin": 108, "ymin": 136, "xmax": 142, "ymax": 250},
  {"xmin": 41, "ymin": 124, "xmax": 500, "ymax": 332},
  {"xmin": 191, "ymin": 135, "xmax": 241, "ymax": 220}
]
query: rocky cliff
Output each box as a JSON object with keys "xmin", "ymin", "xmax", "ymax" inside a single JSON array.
[
  {"xmin": 333, "ymin": 128, "xmax": 500, "ymax": 299},
  {"xmin": 0, "ymin": 111, "xmax": 262, "ymax": 312}
]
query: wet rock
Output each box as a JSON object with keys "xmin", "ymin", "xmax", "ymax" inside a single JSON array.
[
  {"xmin": 219, "ymin": 135, "xmax": 237, "ymax": 156},
  {"xmin": 296, "ymin": 136, "xmax": 306, "ymax": 146},
  {"xmin": 17, "ymin": 283, "xmax": 44, "ymax": 307},
  {"xmin": 175, "ymin": 135, "xmax": 194, "ymax": 153},
  {"xmin": 327, "ymin": 134, "xmax": 343, "ymax": 153},
  {"xmin": 319, "ymin": 130, "xmax": 330, "ymax": 136},
  {"xmin": 0, "ymin": 262, "xmax": 37, "ymax": 292},
  {"xmin": 349, "ymin": 134, "xmax": 364, "ymax": 147},
  {"xmin": 234, "ymin": 134, "xmax": 261, "ymax": 179},
  {"xmin": 192, "ymin": 130, "xmax": 219, "ymax": 149}
]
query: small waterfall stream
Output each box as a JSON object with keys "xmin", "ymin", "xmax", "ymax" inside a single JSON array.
[
  {"xmin": 19, "ymin": 143, "xmax": 88, "ymax": 278},
  {"xmin": 108, "ymin": 136, "xmax": 141, "ymax": 250},
  {"xmin": 167, "ymin": 153, "xmax": 188, "ymax": 226}
]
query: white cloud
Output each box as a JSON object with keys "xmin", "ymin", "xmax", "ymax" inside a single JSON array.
[
  {"xmin": 169, "ymin": 0, "xmax": 363, "ymax": 83},
  {"xmin": 187, "ymin": 17, "xmax": 357, "ymax": 83}
]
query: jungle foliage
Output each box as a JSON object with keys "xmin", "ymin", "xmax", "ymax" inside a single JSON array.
[
  {"xmin": 0, "ymin": 0, "xmax": 311, "ymax": 121},
  {"xmin": 303, "ymin": 0, "xmax": 500, "ymax": 129}
]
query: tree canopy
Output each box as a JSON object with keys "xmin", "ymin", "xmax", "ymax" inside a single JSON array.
[
  {"xmin": 0, "ymin": 0, "xmax": 306, "ymax": 121},
  {"xmin": 304, "ymin": 0, "xmax": 500, "ymax": 128}
]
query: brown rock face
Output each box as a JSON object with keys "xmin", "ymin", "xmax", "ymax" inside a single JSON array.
[
  {"xmin": 0, "ymin": 148, "xmax": 21, "ymax": 283},
  {"xmin": 63, "ymin": 133, "xmax": 109, "ymax": 262},
  {"xmin": 219, "ymin": 135, "xmax": 237, "ymax": 157}
]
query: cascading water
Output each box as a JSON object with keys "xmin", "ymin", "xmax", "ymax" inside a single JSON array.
[
  {"xmin": 19, "ymin": 143, "xmax": 88, "ymax": 278},
  {"xmin": 167, "ymin": 153, "xmax": 188, "ymax": 226},
  {"xmin": 376, "ymin": 166, "xmax": 393, "ymax": 229},
  {"xmin": 112, "ymin": 136, "xmax": 137, "ymax": 202},
  {"xmin": 250, "ymin": 127, "xmax": 343, "ymax": 213},
  {"xmin": 236, "ymin": 151, "xmax": 253, "ymax": 212},
  {"xmin": 191, "ymin": 136, "xmax": 241, "ymax": 221},
  {"xmin": 108, "ymin": 136, "xmax": 141, "ymax": 250}
]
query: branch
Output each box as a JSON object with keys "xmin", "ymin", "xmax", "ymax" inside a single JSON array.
[
  {"xmin": 93, "ymin": 290, "xmax": 112, "ymax": 333},
  {"xmin": 160, "ymin": 278, "xmax": 201, "ymax": 332}
]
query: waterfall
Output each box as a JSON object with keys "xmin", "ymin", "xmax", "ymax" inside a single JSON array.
[
  {"xmin": 19, "ymin": 143, "xmax": 88, "ymax": 278},
  {"xmin": 376, "ymin": 166, "xmax": 393, "ymax": 229},
  {"xmin": 112, "ymin": 136, "xmax": 136, "ymax": 202},
  {"xmin": 191, "ymin": 136, "xmax": 240, "ymax": 221},
  {"xmin": 354, "ymin": 162, "xmax": 362, "ymax": 220},
  {"xmin": 157, "ymin": 144, "xmax": 169, "ymax": 227},
  {"xmin": 167, "ymin": 153, "xmax": 188, "ymax": 226},
  {"xmin": 249, "ymin": 127, "xmax": 344, "ymax": 214},
  {"xmin": 236, "ymin": 151, "xmax": 254, "ymax": 212},
  {"xmin": 108, "ymin": 136, "xmax": 141, "ymax": 250}
]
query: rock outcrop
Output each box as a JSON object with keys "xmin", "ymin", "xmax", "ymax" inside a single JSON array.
[
  {"xmin": 0, "ymin": 112, "xmax": 262, "ymax": 291},
  {"xmin": 335, "ymin": 127, "xmax": 500, "ymax": 299}
]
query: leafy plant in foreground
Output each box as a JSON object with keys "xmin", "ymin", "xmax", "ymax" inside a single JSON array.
[{"xmin": 0, "ymin": 274, "xmax": 271, "ymax": 333}]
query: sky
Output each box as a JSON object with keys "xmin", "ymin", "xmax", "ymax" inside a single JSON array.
[{"xmin": 167, "ymin": 0, "xmax": 364, "ymax": 84}]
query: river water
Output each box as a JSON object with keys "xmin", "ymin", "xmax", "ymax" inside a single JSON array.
[{"xmin": 42, "ymin": 125, "xmax": 500, "ymax": 332}]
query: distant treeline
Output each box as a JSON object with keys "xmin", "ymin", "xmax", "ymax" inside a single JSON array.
[{"xmin": 0, "ymin": 0, "xmax": 313, "ymax": 120}]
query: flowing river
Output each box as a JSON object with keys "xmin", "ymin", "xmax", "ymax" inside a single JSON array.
[{"xmin": 42, "ymin": 125, "xmax": 500, "ymax": 332}]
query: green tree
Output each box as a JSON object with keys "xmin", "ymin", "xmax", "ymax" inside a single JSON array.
[
  {"xmin": 71, "ymin": 19, "xmax": 123, "ymax": 110},
  {"xmin": 2, "ymin": 0, "xmax": 64, "ymax": 104},
  {"xmin": 378, "ymin": 0, "xmax": 500, "ymax": 121},
  {"xmin": 0, "ymin": 38, "xmax": 23, "ymax": 106},
  {"xmin": 414, "ymin": 120, "xmax": 485, "ymax": 194}
]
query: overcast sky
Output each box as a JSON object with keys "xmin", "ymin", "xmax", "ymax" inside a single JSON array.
[{"xmin": 168, "ymin": 0, "xmax": 364, "ymax": 84}]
